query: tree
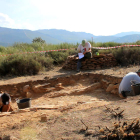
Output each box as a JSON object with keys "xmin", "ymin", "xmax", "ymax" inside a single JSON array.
[{"xmin": 32, "ymin": 37, "xmax": 46, "ymax": 43}]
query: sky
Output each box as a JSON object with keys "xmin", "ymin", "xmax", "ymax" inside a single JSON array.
[{"xmin": 0, "ymin": 0, "xmax": 140, "ymax": 36}]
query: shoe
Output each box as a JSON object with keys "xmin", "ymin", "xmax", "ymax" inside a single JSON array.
[
  {"xmin": 76, "ymin": 69, "xmax": 80, "ymax": 72},
  {"xmin": 121, "ymin": 91, "xmax": 127, "ymax": 98}
]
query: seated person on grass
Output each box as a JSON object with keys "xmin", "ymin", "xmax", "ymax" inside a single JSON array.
[{"xmin": 77, "ymin": 39, "xmax": 92, "ymax": 72}]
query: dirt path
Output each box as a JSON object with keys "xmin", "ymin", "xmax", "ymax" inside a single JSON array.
[{"xmin": 0, "ymin": 65, "xmax": 139, "ymax": 85}]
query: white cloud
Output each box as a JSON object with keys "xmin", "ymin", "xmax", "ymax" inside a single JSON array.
[
  {"xmin": 0, "ymin": 13, "xmax": 36, "ymax": 30},
  {"xmin": 0, "ymin": 13, "xmax": 15, "ymax": 26}
]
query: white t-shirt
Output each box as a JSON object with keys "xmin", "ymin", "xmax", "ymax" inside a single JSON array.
[
  {"xmin": 77, "ymin": 42, "xmax": 91, "ymax": 53},
  {"xmin": 119, "ymin": 72, "xmax": 140, "ymax": 94}
]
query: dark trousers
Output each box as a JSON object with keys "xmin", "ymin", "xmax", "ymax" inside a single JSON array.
[
  {"xmin": 0, "ymin": 106, "xmax": 3, "ymax": 112},
  {"xmin": 77, "ymin": 57, "xmax": 86, "ymax": 70},
  {"xmin": 121, "ymin": 90, "xmax": 135, "ymax": 98},
  {"xmin": 77, "ymin": 52, "xmax": 92, "ymax": 70}
]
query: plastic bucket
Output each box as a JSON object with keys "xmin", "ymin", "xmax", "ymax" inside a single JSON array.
[
  {"xmin": 131, "ymin": 84, "xmax": 140, "ymax": 95},
  {"xmin": 16, "ymin": 98, "xmax": 31, "ymax": 109}
]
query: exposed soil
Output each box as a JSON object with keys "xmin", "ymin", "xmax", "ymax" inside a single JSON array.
[{"xmin": 0, "ymin": 65, "xmax": 140, "ymax": 140}]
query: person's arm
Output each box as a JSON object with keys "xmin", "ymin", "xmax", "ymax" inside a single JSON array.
[
  {"xmin": 88, "ymin": 42, "xmax": 91, "ymax": 52},
  {"xmin": 88, "ymin": 48, "xmax": 91, "ymax": 52},
  {"xmin": 2, "ymin": 102, "xmax": 11, "ymax": 112}
]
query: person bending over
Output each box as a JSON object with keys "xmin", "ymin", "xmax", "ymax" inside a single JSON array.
[{"xmin": 119, "ymin": 69, "xmax": 140, "ymax": 98}]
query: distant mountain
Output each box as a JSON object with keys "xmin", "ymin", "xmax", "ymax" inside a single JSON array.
[
  {"xmin": 114, "ymin": 31, "xmax": 140, "ymax": 37},
  {"xmin": 37, "ymin": 29, "xmax": 96, "ymax": 43},
  {"xmin": 1, "ymin": 27, "xmax": 140, "ymax": 47},
  {"xmin": 113, "ymin": 34, "xmax": 140, "ymax": 43},
  {"xmin": 0, "ymin": 27, "xmax": 63, "ymax": 46},
  {"xmin": 93, "ymin": 36, "xmax": 118, "ymax": 42}
]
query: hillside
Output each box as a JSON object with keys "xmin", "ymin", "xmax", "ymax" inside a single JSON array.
[{"xmin": 1, "ymin": 27, "xmax": 140, "ymax": 46}]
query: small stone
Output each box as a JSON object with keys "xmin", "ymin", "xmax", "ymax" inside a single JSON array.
[
  {"xmin": 26, "ymin": 92, "xmax": 32, "ymax": 98},
  {"xmin": 55, "ymin": 83, "xmax": 62, "ymax": 87},
  {"xmin": 41, "ymin": 114, "xmax": 47, "ymax": 122},
  {"xmin": 23, "ymin": 85, "xmax": 30, "ymax": 92}
]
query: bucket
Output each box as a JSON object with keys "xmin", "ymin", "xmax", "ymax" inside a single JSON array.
[
  {"xmin": 131, "ymin": 84, "xmax": 140, "ymax": 95},
  {"xmin": 16, "ymin": 98, "xmax": 31, "ymax": 109}
]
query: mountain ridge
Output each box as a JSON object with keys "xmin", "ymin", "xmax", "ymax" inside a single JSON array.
[{"xmin": 0, "ymin": 27, "xmax": 140, "ymax": 46}]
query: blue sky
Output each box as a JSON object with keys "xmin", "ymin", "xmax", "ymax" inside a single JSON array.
[{"xmin": 0, "ymin": 0, "xmax": 140, "ymax": 36}]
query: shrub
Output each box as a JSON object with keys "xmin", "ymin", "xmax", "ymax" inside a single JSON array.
[
  {"xmin": 1, "ymin": 41, "xmax": 140, "ymax": 76},
  {"xmin": 112, "ymin": 47, "xmax": 140, "ymax": 66},
  {"xmin": 0, "ymin": 55, "xmax": 42, "ymax": 76},
  {"xmin": 48, "ymin": 51, "xmax": 69, "ymax": 65}
]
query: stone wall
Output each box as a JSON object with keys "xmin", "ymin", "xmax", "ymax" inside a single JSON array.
[{"xmin": 62, "ymin": 54, "xmax": 118, "ymax": 70}]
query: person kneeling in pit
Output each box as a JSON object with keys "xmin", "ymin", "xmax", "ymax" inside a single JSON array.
[
  {"xmin": 119, "ymin": 69, "xmax": 140, "ymax": 98},
  {"xmin": 0, "ymin": 92, "xmax": 11, "ymax": 112}
]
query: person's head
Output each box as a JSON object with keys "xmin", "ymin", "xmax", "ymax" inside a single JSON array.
[
  {"xmin": 1, "ymin": 93, "xmax": 10, "ymax": 105},
  {"xmin": 82, "ymin": 39, "xmax": 87, "ymax": 46},
  {"xmin": 136, "ymin": 69, "xmax": 140, "ymax": 76}
]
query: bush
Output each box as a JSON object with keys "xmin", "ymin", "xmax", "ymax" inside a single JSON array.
[
  {"xmin": 32, "ymin": 37, "xmax": 45, "ymax": 43},
  {"xmin": 1, "ymin": 41, "xmax": 140, "ymax": 76},
  {"xmin": 112, "ymin": 47, "xmax": 140, "ymax": 66},
  {"xmin": 0, "ymin": 55, "xmax": 42, "ymax": 76},
  {"xmin": 48, "ymin": 51, "xmax": 69, "ymax": 65}
]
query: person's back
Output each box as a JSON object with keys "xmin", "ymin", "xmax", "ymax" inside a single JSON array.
[{"xmin": 119, "ymin": 72, "xmax": 140, "ymax": 94}]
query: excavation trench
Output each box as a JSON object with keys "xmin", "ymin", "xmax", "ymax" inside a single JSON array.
[{"xmin": 0, "ymin": 73, "xmax": 122, "ymax": 112}]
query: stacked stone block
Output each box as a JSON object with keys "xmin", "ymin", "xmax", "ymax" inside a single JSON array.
[{"xmin": 62, "ymin": 54, "xmax": 118, "ymax": 70}]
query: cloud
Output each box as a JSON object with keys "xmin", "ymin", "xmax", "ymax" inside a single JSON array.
[
  {"xmin": 0, "ymin": 13, "xmax": 15, "ymax": 26},
  {"xmin": 0, "ymin": 13, "xmax": 36, "ymax": 30}
]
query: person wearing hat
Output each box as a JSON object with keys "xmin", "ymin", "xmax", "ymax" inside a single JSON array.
[
  {"xmin": 77, "ymin": 39, "xmax": 92, "ymax": 72},
  {"xmin": 119, "ymin": 69, "xmax": 140, "ymax": 98},
  {"xmin": 0, "ymin": 92, "xmax": 11, "ymax": 112}
]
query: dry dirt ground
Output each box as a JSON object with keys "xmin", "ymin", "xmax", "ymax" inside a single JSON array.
[{"xmin": 0, "ymin": 65, "xmax": 140, "ymax": 140}]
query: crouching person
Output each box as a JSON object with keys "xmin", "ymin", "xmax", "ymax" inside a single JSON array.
[
  {"xmin": 119, "ymin": 69, "xmax": 140, "ymax": 98},
  {"xmin": 0, "ymin": 93, "xmax": 11, "ymax": 112}
]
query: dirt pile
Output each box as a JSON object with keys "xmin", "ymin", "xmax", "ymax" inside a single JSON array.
[{"xmin": 62, "ymin": 54, "xmax": 118, "ymax": 70}]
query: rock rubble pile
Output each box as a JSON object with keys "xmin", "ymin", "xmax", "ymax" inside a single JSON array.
[{"xmin": 62, "ymin": 54, "xmax": 118, "ymax": 70}]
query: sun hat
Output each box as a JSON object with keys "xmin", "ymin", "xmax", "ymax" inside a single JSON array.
[{"xmin": 82, "ymin": 39, "xmax": 87, "ymax": 46}]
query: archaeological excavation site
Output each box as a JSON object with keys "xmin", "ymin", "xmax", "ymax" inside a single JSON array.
[{"xmin": 0, "ymin": 54, "xmax": 140, "ymax": 140}]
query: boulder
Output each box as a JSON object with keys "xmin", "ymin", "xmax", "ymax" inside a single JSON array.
[
  {"xmin": 41, "ymin": 114, "xmax": 47, "ymax": 122},
  {"xmin": 106, "ymin": 84, "xmax": 114, "ymax": 92},
  {"xmin": 23, "ymin": 85, "xmax": 30, "ymax": 92}
]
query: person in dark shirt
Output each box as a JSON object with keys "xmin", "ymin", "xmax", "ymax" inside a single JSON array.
[{"xmin": 0, "ymin": 92, "xmax": 11, "ymax": 112}]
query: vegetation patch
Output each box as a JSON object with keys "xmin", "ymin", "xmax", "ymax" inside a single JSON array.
[{"xmin": 0, "ymin": 40, "xmax": 140, "ymax": 76}]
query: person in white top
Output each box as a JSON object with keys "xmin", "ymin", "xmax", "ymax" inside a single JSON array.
[
  {"xmin": 119, "ymin": 69, "xmax": 140, "ymax": 98},
  {"xmin": 0, "ymin": 92, "xmax": 11, "ymax": 112},
  {"xmin": 77, "ymin": 39, "xmax": 92, "ymax": 72}
]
